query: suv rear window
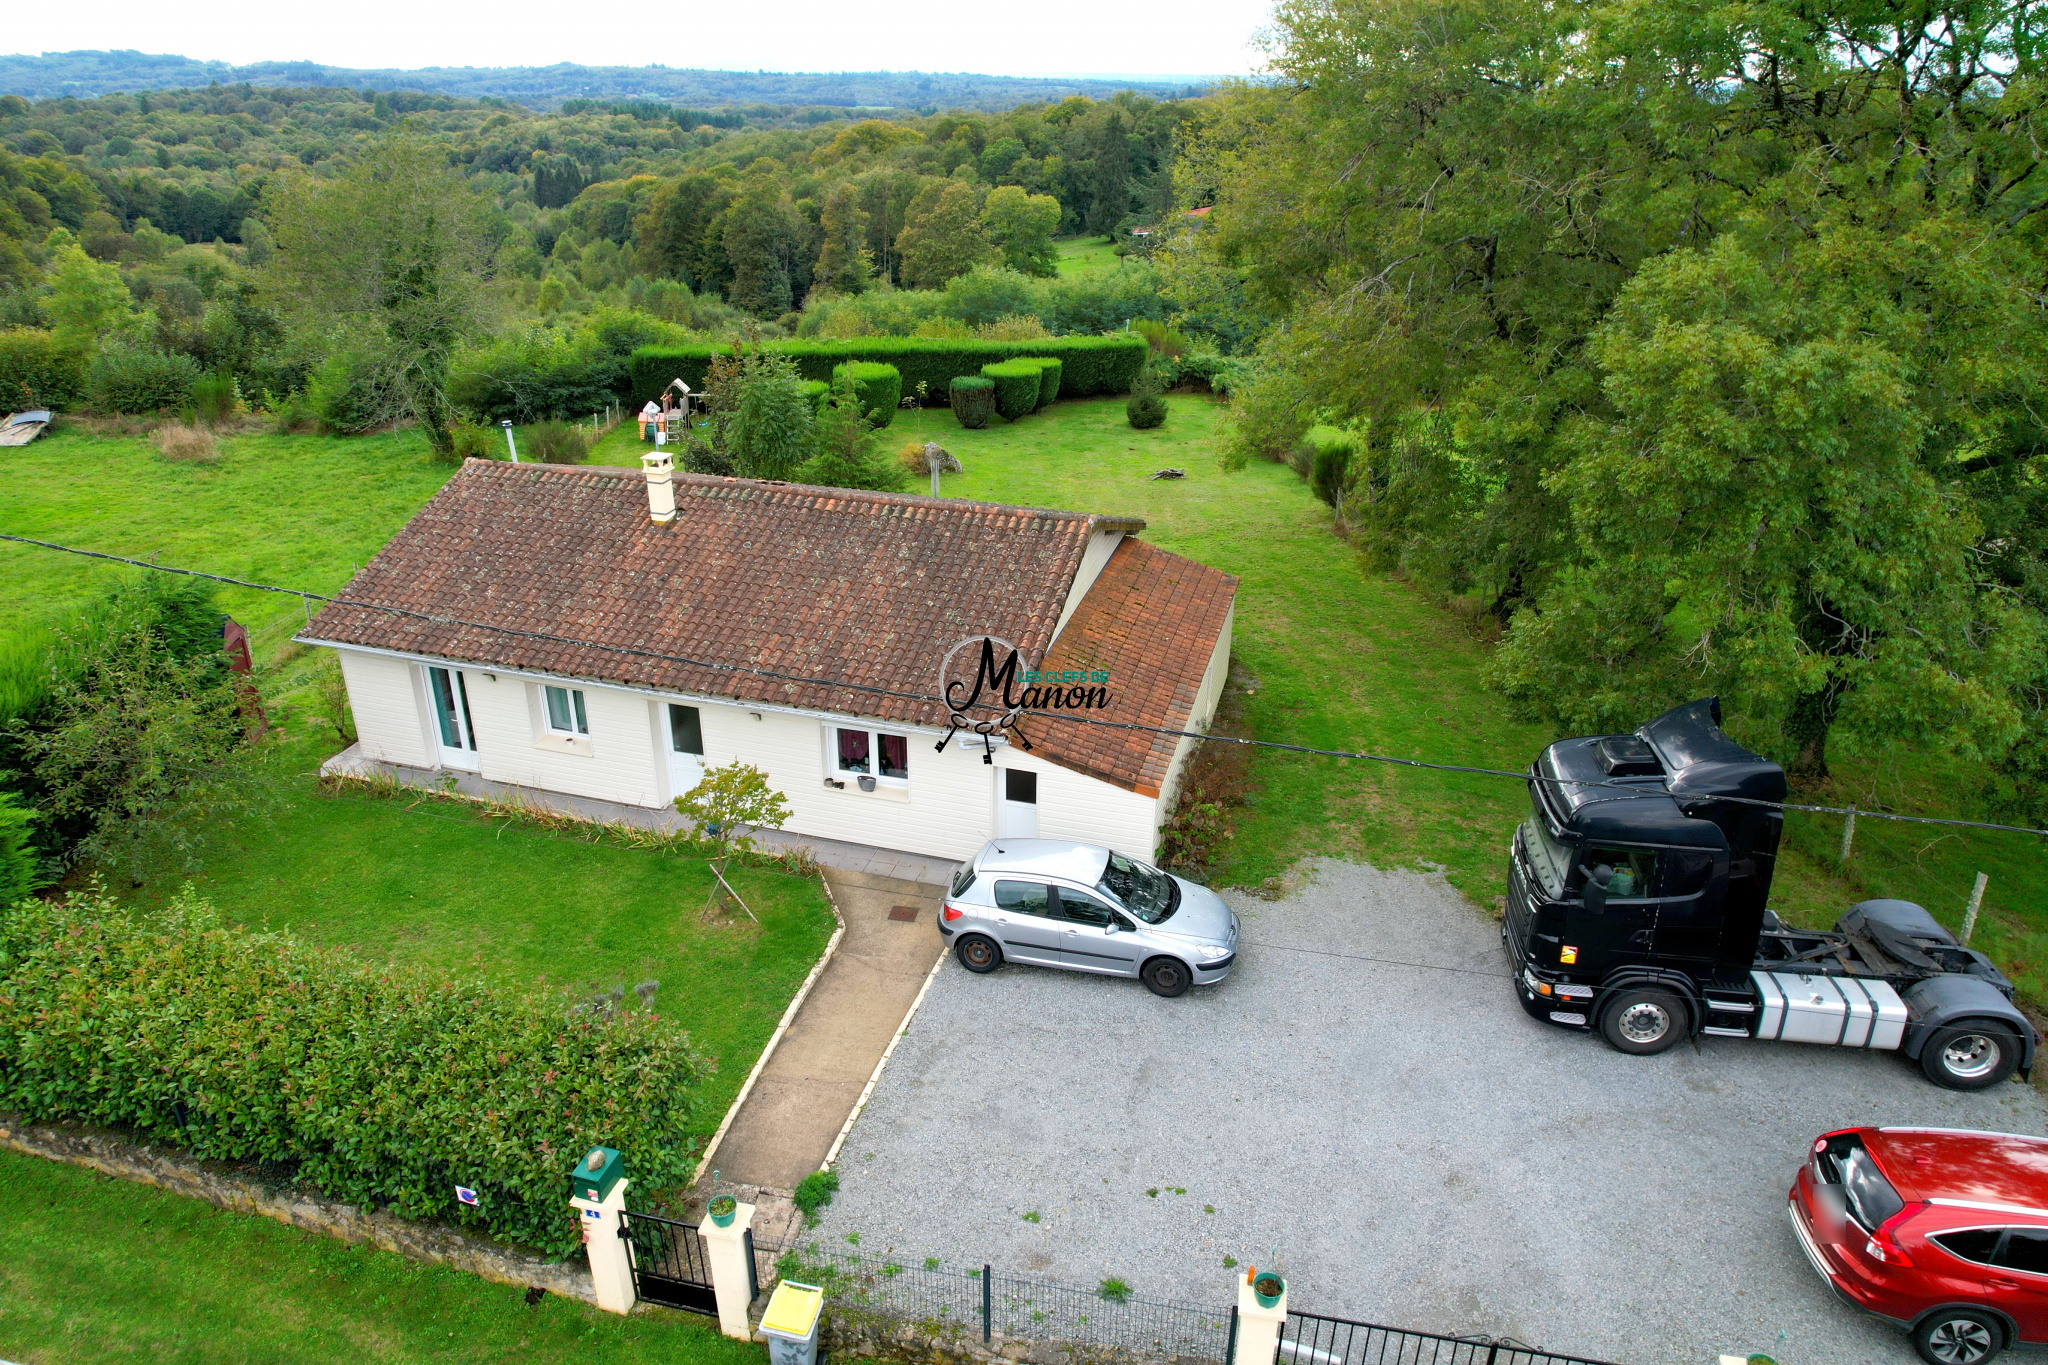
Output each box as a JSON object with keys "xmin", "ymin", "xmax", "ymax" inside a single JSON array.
[
  {"xmin": 1840, "ymin": 1147, "xmax": 1906, "ymax": 1231},
  {"xmin": 1933, "ymin": 1230, "xmax": 2003, "ymax": 1265},
  {"xmin": 949, "ymin": 865, "xmax": 976, "ymax": 898}
]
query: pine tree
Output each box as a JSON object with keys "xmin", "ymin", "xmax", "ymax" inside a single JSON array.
[
  {"xmin": 1088, "ymin": 113, "xmax": 1131, "ymax": 236},
  {"xmin": 816, "ymin": 183, "xmax": 874, "ymax": 295}
]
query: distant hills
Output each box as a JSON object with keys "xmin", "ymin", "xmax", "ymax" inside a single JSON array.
[{"xmin": 0, "ymin": 51, "xmax": 1212, "ymax": 112}]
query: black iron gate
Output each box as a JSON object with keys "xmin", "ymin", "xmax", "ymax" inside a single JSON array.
[
  {"xmin": 619, "ymin": 1211, "xmax": 717, "ymax": 1314},
  {"xmin": 1271, "ymin": 1310, "xmax": 1621, "ymax": 1365}
]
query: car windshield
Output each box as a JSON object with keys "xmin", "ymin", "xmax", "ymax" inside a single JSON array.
[
  {"xmin": 1100, "ymin": 851, "xmax": 1178, "ymax": 924},
  {"xmin": 1840, "ymin": 1147, "xmax": 1906, "ymax": 1232},
  {"xmin": 1522, "ymin": 792, "xmax": 1572, "ymax": 897}
]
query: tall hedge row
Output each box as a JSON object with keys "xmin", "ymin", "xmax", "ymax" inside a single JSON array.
[
  {"xmin": 629, "ymin": 336, "xmax": 1146, "ymax": 407},
  {"xmin": 0, "ymin": 330, "xmax": 87, "ymax": 410},
  {"xmin": 1032, "ymin": 358, "xmax": 1063, "ymax": 410},
  {"xmin": 0, "ymin": 889, "xmax": 709, "ymax": 1257}
]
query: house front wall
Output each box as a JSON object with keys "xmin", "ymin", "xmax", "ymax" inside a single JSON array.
[{"xmin": 329, "ymin": 645, "xmax": 1171, "ymax": 863}]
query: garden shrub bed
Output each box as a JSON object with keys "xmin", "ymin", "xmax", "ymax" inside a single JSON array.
[
  {"xmin": 628, "ymin": 336, "xmax": 1145, "ymax": 406},
  {"xmin": 0, "ymin": 886, "xmax": 709, "ymax": 1257},
  {"xmin": 980, "ymin": 360, "xmax": 1045, "ymax": 421}
]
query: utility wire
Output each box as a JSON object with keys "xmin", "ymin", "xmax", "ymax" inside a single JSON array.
[{"xmin": 9, "ymin": 531, "xmax": 2048, "ymax": 841}]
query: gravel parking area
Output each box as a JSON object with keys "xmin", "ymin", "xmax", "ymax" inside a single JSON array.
[{"xmin": 810, "ymin": 858, "xmax": 2048, "ymax": 1365}]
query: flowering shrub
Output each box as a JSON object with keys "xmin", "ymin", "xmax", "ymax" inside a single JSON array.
[{"xmin": 0, "ymin": 887, "xmax": 709, "ymax": 1256}]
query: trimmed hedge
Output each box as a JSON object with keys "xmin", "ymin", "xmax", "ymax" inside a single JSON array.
[
  {"xmin": 0, "ymin": 329, "xmax": 87, "ymax": 410},
  {"xmin": 0, "ymin": 888, "xmax": 710, "ymax": 1257},
  {"xmin": 1029, "ymin": 357, "xmax": 1062, "ymax": 410},
  {"xmin": 628, "ymin": 336, "xmax": 1146, "ymax": 407},
  {"xmin": 799, "ymin": 379, "xmax": 831, "ymax": 412},
  {"xmin": 949, "ymin": 375, "xmax": 995, "ymax": 429},
  {"xmin": 831, "ymin": 361, "xmax": 902, "ymax": 427},
  {"xmin": 981, "ymin": 360, "xmax": 1043, "ymax": 421}
]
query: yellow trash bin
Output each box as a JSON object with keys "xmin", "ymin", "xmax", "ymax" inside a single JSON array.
[{"xmin": 762, "ymin": 1280, "xmax": 825, "ymax": 1365}]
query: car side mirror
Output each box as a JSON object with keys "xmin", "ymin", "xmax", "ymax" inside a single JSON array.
[
  {"xmin": 1103, "ymin": 919, "xmax": 1119, "ymax": 934},
  {"xmin": 1581, "ymin": 869, "xmax": 1608, "ymax": 916}
]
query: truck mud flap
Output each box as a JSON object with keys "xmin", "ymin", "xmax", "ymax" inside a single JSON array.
[{"xmin": 1752, "ymin": 971, "xmax": 1906, "ymax": 1049}]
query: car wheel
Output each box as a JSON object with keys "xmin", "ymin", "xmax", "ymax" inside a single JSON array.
[
  {"xmin": 1141, "ymin": 957, "xmax": 1191, "ymax": 998},
  {"xmin": 1921, "ymin": 1023, "xmax": 2021, "ymax": 1091},
  {"xmin": 1598, "ymin": 987, "xmax": 1688, "ymax": 1055},
  {"xmin": 1913, "ymin": 1307, "xmax": 2004, "ymax": 1365},
  {"xmin": 956, "ymin": 934, "xmax": 1002, "ymax": 974}
]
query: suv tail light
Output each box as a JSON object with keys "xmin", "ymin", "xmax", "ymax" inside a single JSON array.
[
  {"xmin": 941, "ymin": 904, "xmax": 964, "ymax": 923},
  {"xmin": 1866, "ymin": 1203, "xmax": 1926, "ymax": 1267}
]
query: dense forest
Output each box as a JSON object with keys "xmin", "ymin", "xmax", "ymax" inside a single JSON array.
[{"xmin": 0, "ymin": 51, "xmax": 1205, "ymax": 112}]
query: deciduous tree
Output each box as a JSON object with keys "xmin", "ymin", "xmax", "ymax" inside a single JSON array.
[
  {"xmin": 980, "ymin": 185, "xmax": 1061, "ymax": 277},
  {"xmin": 894, "ymin": 181, "xmax": 992, "ymax": 289}
]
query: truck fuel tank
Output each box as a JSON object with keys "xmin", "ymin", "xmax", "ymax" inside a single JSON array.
[{"xmin": 1753, "ymin": 971, "xmax": 1907, "ymax": 1049}]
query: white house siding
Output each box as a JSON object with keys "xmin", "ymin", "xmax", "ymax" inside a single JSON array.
[
  {"xmin": 462, "ymin": 671, "xmax": 670, "ymax": 809},
  {"xmin": 1156, "ymin": 602, "xmax": 1236, "ymax": 812},
  {"xmin": 993, "ymin": 747, "xmax": 1163, "ymax": 861},
  {"xmin": 338, "ymin": 649, "xmax": 435, "ymax": 768}
]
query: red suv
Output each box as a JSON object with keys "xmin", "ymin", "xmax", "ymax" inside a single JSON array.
[{"xmin": 1790, "ymin": 1126, "xmax": 2048, "ymax": 1364}]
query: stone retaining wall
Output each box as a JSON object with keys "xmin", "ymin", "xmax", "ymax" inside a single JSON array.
[{"xmin": 0, "ymin": 1115, "xmax": 594, "ymax": 1303}]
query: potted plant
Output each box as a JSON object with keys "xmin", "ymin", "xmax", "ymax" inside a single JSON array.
[
  {"xmin": 709, "ymin": 1194, "xmax": 738, "ymax": 1228},
  {"xmin": 1252, "ymin": 1271, "xmax": 1285, "ymax": 1308}
]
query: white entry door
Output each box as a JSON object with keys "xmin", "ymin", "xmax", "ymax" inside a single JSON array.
[
  {"xmin": 997, "ymin": 768, "xmax": 1039, "ymax": 838},
  {"xmin": 666, "ymin": 703, "xmax": 706, "ymax": 799},
  {"xmin": 425, "ymin": 666, "xmax": 479, "ymax": 771}
]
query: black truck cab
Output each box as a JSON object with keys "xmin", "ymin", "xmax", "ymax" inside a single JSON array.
[{"xmin": 1505, "ymin": 698, "xmax": 2037, "ymax": 1090}]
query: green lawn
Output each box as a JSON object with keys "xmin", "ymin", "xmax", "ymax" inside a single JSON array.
[
  {"xmin": 1054, "ymin": 235, "xmax": 1124, "ymax": 277},
  {"xmin": 125, "ymin": 732, "xmax": 835, "ymax": 1145},
  {"xmin": 0, "ymin": 1150, "xmax": 755, "ymax": 1365}
]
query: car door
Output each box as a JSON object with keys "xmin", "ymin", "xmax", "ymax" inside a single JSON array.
[
  {"xmin": 1563, "ymin": 844, "xmax": 1658, "ymax": 969},
  {"xmin": 1991, "ymin": 1227, "xmax": 2048, "ymax": 1342},
  {"xmin": 991, "ymin": 880, "xmax": 1063, "ymax": 966},
  {"xmin": 1054, "ymin": 886, "xmax": 1141, "ymax": 976}
]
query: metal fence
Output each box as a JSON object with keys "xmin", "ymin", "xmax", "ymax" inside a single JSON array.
[
  {"xmin": 1276, "ymin": 1310, "xmax": 1622, "ymax": 1365},
  {"xmin": 765, "ymin": 1241, "xmax": 1233, "ymax": 1359}
]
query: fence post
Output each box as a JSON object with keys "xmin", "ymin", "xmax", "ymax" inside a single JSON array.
[
  {"xmin": 1226, "ymin": 1304, "xmax": 1239, "ymax": 1365},
  {"xmin": 1962, "ymin": 871, "xmax": 1989, "ymax": 946},
  {"xmin": 699, "ymin": 1202, "xmax": 757, "ymax": 1340},
  {"xmin": 567, "ymin": 1146, "xmax": 634, "ymax": 1315},
  {"xmin": 1840, "ymin": 806, "xmax": 1857, "ymax": 862},
  {"xmin": 983, "ymin": 1263, "xmax": 992, "ymax": 1343},
  {"xmin": 1235, "ymin": 1271, "xmax": 1286, "ymax": 1365}
]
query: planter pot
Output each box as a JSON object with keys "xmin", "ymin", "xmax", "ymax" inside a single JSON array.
[
  {"xmin": 858, "ymin": 776, "xmax": 876, "ymax": 792},
  {"xmin": 709, "ymin": 1197, "xmax": 737, "ymax": 1228},
  {"xmin": 1252, "ymin": 1274, "xmax": 1285, "ymax": 1309}
]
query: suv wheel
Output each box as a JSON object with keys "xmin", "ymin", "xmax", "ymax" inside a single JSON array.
[
  {"xmin": 1913, "ymin": 1307, "xmax": 2004, "ymax": 1365},
  {"xmin": 956, "ymin": 934, "xmax": 1001, "ymax": 974},
  {"xmin": 1921, "ymin": 1023, "xmax": 2021, "ymax": 1091},
  {"xmin": 1598, "ymin": 987, "xmax": 1688, "ymax": 1055},
  {"xmin": 1141, "ymin": 957, "xmax": 1190, "ymax": 998}
]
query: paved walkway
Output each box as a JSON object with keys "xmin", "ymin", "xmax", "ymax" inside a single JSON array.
[
  {"xmin": 321, "ymin": 745, "xmax": 963, "ymax": 884},
  {"xmin": 709, "ymin": 867, "xmax": 947, "ymax": 1195}
]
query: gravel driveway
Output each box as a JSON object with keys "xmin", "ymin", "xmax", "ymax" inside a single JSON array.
[{"xmin": 809, "ymin": 858, "xmax": 2048, "ymax": 1365}]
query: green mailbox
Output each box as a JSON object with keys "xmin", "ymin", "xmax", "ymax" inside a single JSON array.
[{"xmin": 568, "ymin": 1145, "xmax": 624, "ymax": 1204}]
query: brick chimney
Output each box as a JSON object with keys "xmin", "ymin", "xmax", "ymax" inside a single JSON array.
[{"xmin": 641, "ymin": 450, "xmax": 676, "ymax": 525}]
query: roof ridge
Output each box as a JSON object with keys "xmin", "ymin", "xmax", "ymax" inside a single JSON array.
[{"xmin": 455, "ymin": 457, "xmax": 1146, "ymax": 531}]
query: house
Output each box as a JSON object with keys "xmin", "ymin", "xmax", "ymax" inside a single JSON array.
[{"xmin": 301, "ymin": 456, "xmax": 1237, "ymax": 863}]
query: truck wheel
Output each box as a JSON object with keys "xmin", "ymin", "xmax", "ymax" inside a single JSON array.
[
  {"xmin": 1921, "ymin": 1022, "xmax": 2021, "ymax": 1091},
  {"xmin": 1913, "ymin": 1307, "xmax": 2003, "ymax": 1365},
  {"xmin": 1598, "ymin": 987, "xmax": 1689, "ymax": 1055}
]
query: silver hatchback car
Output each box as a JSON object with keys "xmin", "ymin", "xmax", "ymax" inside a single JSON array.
[{"xmin": 939, "ymin": 839, "xmax": 1240, "ymax": 997}]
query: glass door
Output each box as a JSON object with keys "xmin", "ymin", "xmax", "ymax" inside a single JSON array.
[
  {"xmin": 667, "ymin": 704, "xmax": 706, "ymax": 798},
  {"xmin": 426, "ymin": 666, "xmax": 479, "ymax": 771}
]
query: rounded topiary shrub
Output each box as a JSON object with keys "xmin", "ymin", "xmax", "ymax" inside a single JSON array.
[
  {"xmin": 1127, "ymin": 392, "xmax": 1168, "ymax": 429},
  {"xmin": 980, "ymin": 360, "xmax": 1042, "ymax": 422},
  {"xmin": 949, "ymin": 375, "xmax": 995, "ymax": 429},
  {"xmin": 799, "ymin": 379, "xmax": 831, "ymax": 413},
  {"xmin": 1030, "ymin": 357, "xmax": 1063, "ymax": 410},
  {"xmin": 831, "ymin": 361, "xmax": 902, "ymax": 427}
]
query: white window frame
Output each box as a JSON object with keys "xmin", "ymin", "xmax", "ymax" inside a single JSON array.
[
  {"xmin": 544, "ymin": 685, "xmax": 590, "ymax": 736},
  {"xmin": 831, "ymin": 724, "xmax": 911, "ymax": 787}
]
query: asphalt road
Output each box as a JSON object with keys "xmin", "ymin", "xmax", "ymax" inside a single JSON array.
[{"xmin": 808, "ymin": 857, "xmax": 2048, "ymax": 1365}]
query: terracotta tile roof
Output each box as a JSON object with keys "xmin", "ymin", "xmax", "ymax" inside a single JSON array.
[
  {"xmin": 1023, "ymin": 539, "xmax": 1237, "ymax": 797},
  {"xmin": 305, "ymin": 460, "xmax": 1145, "ymax": 734}
]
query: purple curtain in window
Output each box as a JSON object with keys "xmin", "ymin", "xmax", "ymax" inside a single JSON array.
[
  {"xmin": 838, "ymin": 728, "xmax": 871, "ymax": 773},
  {"xmin": 879, "ymin": 733, "xmax": 908, "ymax": 779}
]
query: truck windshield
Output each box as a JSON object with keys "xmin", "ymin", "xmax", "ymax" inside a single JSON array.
[{"xmin": 1522, "ymin": 793, "xmax": 1572, "ymax": 897}]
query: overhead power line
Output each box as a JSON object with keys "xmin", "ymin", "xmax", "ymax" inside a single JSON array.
[{"xmin": 6, "ymin": 531, "xmax": 2046, "ymax": 841}]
